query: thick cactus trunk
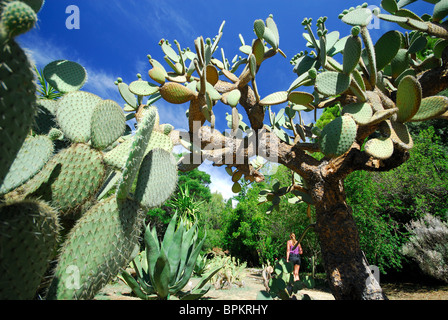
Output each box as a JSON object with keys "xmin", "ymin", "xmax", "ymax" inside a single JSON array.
[{"xmin": 311, "ymin": 175, "xmax": 386, "ymax": 300}]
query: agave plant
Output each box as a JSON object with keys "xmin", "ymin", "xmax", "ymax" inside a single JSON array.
[{"xmin": 120, "ymin": 212, "xmax": 222, "ymax": 300}]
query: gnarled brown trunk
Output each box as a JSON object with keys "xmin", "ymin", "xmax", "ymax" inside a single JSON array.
[{"xmin": 311, "ymin": 174, "xmax": 386, "ymax": 300}]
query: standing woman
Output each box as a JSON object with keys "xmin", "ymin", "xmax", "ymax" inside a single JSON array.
[{"xmin": 286, "ymin": 233, "xmax": 303, "ymax": 281}]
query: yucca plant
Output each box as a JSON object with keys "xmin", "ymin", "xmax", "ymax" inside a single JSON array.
[
  {"xmin": 168, "ymin": 184, "xmax": 205, "ymax": 228},
  {"xmin": 120, "ymin": 212, "xmax": 222, "ymax": 300},
  {"xmin": 35, "ymin": 66, "xmax": 64, "ymax": 100}
]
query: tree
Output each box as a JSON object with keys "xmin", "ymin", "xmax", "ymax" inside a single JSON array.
[
  {"xmin": 118, "ymin": 1, "xmax": 448, "ymax": 299},
  {"xmin": 178, "ymin": 166, "xmax": 212, "ymax": 202}
]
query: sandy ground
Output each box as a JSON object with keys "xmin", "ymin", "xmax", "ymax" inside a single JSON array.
[
  {"xmin": 95, "ymin": 267, "xmax": 448, "ymax": 301},
  {"xmin": 96, "ymin": 268, "xmax": 335, "ymax": 300}
]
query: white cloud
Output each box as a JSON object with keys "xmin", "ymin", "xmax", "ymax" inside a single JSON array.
[
  {"xmin": 198, "ymin": 160, "xmax": 235, "ymax": 201},
  {"xmin": 93, "ymin": 1, "xmax": 198, "ymax": 42}
]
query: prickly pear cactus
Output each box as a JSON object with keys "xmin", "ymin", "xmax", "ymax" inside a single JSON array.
[
  {"xmin": 0, "ymin": 0, "xmax": 179, "ymax": 300},
  {"xmin": 0, "ymin": 7, "xmax": 38, "ymax": 188},
  {"xmin": 0, "ymin": 0, "xmax": 37, "ymax": 39},
  {"xmin": 0, "ymin": 199, "xmax": 60, "ymax": 300},
  {"xmin": 256, "ymin": 258, "xmax": 314, "ymax": 300}
]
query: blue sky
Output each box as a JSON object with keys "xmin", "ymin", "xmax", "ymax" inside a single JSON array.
[{"xmin": 18, "ymin": 0, "xmax": 433, "ymax": 200}]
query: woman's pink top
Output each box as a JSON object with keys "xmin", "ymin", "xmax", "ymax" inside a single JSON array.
[{"xmin": 289, "ymin": 242, "xmax": 300, "ymax": 254}]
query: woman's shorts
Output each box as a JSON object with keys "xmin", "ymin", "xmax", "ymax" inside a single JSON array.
[{"xmin": 290, "ymin": 253, "xmax": 301, "ymax": 266}]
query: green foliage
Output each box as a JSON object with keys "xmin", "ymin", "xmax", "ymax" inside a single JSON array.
[
  {"xmin": 194, "ymin": 253, "xmax": 211, "ymax": 277},
  {"xmin": 178, "ymin": 168, "xmax": 212, "ymax": 202},
  {"xmin": 168, "ymin": 184, "xmax": 205, "ymax": 227},
  {"xmin": 146, "ymin": 164, "xmax": 213, "ymax": 239},
  {"xmin": 345, "ymin": 170, "xmax": 405, "ymax": 273},
  {"xmin": 345, "ymin": 126, "xmax": 448, "ymax": 273},
  {"xmin": 375, "ymin": 126, "xmax": 448, "ymax": 220},
  {"xmin": 315, "ymin": 103, "xmax": 340, "ymax": 129}
]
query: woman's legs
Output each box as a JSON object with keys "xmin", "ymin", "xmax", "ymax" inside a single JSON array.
[{"xmin": 293, "ymin": 264, "xmax": 300, "ymax": 281}]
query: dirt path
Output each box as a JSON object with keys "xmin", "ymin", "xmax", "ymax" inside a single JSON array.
[
  {"xmin": 96, "ymin": 268, "xmax": 335, "ymax": 300},
  {"xmin": 96, "ymin": 268, "xmax": 448, "ymax": 300}
]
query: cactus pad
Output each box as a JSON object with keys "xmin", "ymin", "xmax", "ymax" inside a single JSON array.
[
  {"xmin": 116, "ymin": 107, "xmax": 157, "ymax": 199},
  {"xmin": 33, "ymin": 99, "xmax": 58, "ymax": 135},
  {"xmin": 148, "ymin": 67, "xmax": 167, "ymax": 85},
  {"xmin": 396, "ymin": 75, "xmax": 422, "ymax": 123},
  {"xmin": 342, "ymin": 102, "xmax": 373, "ymax": 125},
  {"xmin": 315, "ymin": 71, "xmax": 351, "ymax": 96},
  {"xmin": 117, "ymin": 82, "xmax": 138, "ymax": 108},
  {"xmin": 32, "ymin": 143, "xmax": 106, "ymax": 211},
  {"xmin": 343, "ymin": 34, "xmax": 362, "ymax": 74},
  {"xmin": 91, "ymin": 99, "xmax": 126, "ymax": 150},
  {"xmin": 410, "ymin": 96, "xmax": 448, "ymax": 122},
  {"xmin": 0, "ymin": 199, "xmax": 60, "ymax": 300},
  {"xmin": 0, "ymin": 39, "xmax": 37, "ymax": 187},
  {"xmin": 159, "ymin": 82, "xmax": 197, "ymax": 104},
  {"xmin": 253, "ymin": 19, "xmax": 265, "ymax": 40},
  {"xmin": 391, "ymin": 49, "xmax": 410, "ymax": 79},
  {"xmin": 56, "ymin": 91, "xmax": 102, "ymax": 143},
  {"xmin": 134, "ymin": 148, "xmax": 178, "ymax": 209},
  {"xmin": 0, "ymin": 135, "xmax": 53, "ymax": 195},
  {"xmin": 227, "ymin": 89, "xmax": 241, "ymax": 108},
  {"xmin": 364, "ymin": 137, "xmax": 394, "ymax": 160},
  {"xmin": 340, "ymin": 7, "xmax": 373, "ymax": 26},
  {"xmin": 206, "ymin": 65, "xmax": 220, "ymax": 86},
  {"xmin": 43, "ymin": 60, "xmax": 87, "ymax": 93},
  {"xmin": 433, "ymin": 0, "xmax": 448, "ymax": 23},
  {"xmin": 46, "ymin": 196, "xmax": 143, "ymax": 300},
  {"xmin": 128, "ymin": 80, "xmax": 160, "ymax": 96},
  {"xmin": 21, "ymin": 0, "xmax": 45, "ymax": 13},
  {"xmin": 366, "ymin": 108, "xmax": 397, "ymax": 125},
  {"xmin": 252, "ymin": 38, "xmax": 265, "ymax": 66},
  {"xmin": 0, "ymin": 0, "xmax": 46, "ymax": 14},
  {"xmin": 259, "ymin": 91, "xmax": 288, "ymax": 106},
  {"xmin": 0, "ymin": 1, "xmax": 37, "ymax": 38},
  {"xmin": 380, "ymin": 120, "xmax": 414, "ymax": 150},
  {"xmin": 318, "ymin": 115, "xmax": 357, "ymax": 157},
  {"xmin": 374, "ymin": 30, "xmax": 401, "ymax": 71},
  {"xmin": 288, "ymin": 91, "xmax": 314, "ymax": 107},
  {"xmin": 48, "ymin": 128, "xmax": 63, "ymax": 141},
  {"xmin": 103, "ymin": 130, "xmax": 173, "ymax": 170}
]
